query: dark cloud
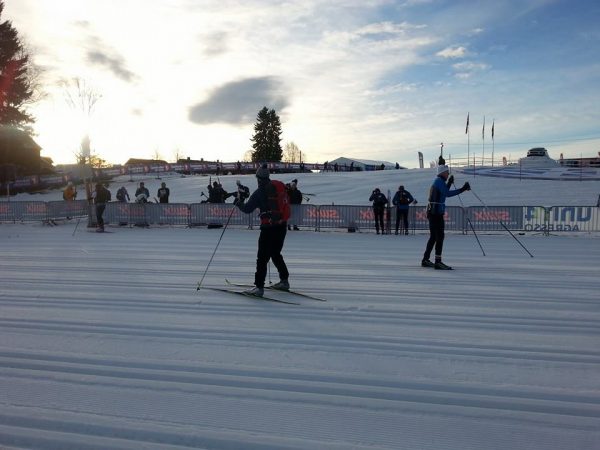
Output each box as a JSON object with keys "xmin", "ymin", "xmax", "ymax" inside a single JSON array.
[
  {"xmin": 87, "ymin": 50, "xmax": 137, "ymax": 82},
  {"xmin": 189, "ymin": 77, "xmax": 289, "ymax": 125}
]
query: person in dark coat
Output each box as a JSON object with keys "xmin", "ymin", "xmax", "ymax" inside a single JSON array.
[
  {"xmin": 207, "ymin": 181, "xmax": 227, "ymax": 203},
  {"xmin": 422, "ymin": 165, "xmax": 470, "ymax": 270},
  {"xmin": 135, "ymin": 182, "xmax": 150, "ymax": 203},
  {"xmin": 392, "ymin": 185, "xmax": 416, "ymax": 235},
  {"xmin": 157, "ymin": 182, "xmax": 170, "ymax": 203},
  {"xmin": 236, "ymin": 165, "xmax": 290, "ymax": 297},
  {"xmin": 286, "ymin": 179, "xmax": 302, "ymax": 230},
  {"xmin": 369, "ymin": 188, "xmax": 388, "ymax": 234},
  {"xmin": 116, "ymin": 186, "xmax": 130, "ymax": 203},
  {"xmin": 93, "ymin": 183, "xmax": 111, "ymax": 232}
]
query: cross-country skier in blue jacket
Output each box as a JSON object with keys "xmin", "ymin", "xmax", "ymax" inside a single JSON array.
[{"xmin": 421, "ymin": 165, "xmax": 470, "ymax": 270}]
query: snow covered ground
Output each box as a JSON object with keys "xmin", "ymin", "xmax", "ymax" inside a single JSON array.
[{"xmin": 2, "ymin": 169, "xmax": 599, "ymax": 449}]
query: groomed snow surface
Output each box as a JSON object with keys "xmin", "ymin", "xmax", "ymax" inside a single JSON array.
[{"xmin": 1, "ymin": 169, "xmax": 599, "ymax": 449}]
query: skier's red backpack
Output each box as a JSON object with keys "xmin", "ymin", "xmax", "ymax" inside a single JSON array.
[{"xmin": 262, "ymin": 180, "xmax": 291, "ymax": 225}]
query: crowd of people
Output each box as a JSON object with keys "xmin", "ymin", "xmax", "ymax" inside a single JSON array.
[{"xmin": 61, "ymin": 166, "xmax": 471, "ymax": 269}]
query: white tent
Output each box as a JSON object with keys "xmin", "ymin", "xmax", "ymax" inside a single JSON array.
[{"xmin": 327, "ymin": 157, "xmax": 404, "ymax": 171}]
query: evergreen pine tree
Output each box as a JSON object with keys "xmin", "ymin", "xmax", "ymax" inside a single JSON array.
[
  {"xmin": 267, "ymin": 108, "xmax": 283, "ymax": 161},
  {"xmin": 251, "ymin": 106, "xmax": 283, "ymax": 162},
  {"xmin": 0, "ymin": 1, "xmax": 35, "ymax": 130}
]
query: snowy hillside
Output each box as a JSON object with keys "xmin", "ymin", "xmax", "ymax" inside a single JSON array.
[
  {"xmin": 1, "ymin": 170, "xmax": 599, "ymax": 449},
  {"xmin": 16, "ymin": 167, "xmax": 600, "ymax": 207}
]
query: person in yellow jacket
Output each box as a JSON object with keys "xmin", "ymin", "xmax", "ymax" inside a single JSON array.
[{"xmin": 63, "ymin": 182, "xmax": 77, "ymax": 201}]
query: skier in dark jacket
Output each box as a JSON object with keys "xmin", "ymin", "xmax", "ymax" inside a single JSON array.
[
  {"xmin": 93, "ymin": 183, "xmax": 111, "ymax": 232},
  {"xmin": 236, "ymin": 164, "xmax": 290, "ymax": 297},
  {"xmin": 392, "ymin": 185, "xmax": 416, "ymax": 235},
  {"xmin": 422, "ymin": 165, "xmax": 470, "ymax": 270},
  {"xmin": 286, "ymin": 179, "xmax": 302, "ymax": 230},
  {"xmin": 369, "ymin": 188, "xmax": 388, "ymax": 234}
]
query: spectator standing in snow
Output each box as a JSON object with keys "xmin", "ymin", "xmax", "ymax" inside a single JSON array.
[
  {"xmin": 286, "ymin": 179, "xmax": 302, "ymax": 230},
  {"xmin": 63, "ymin": 181, "xmax": 77, "ymax": 201},
  {"xmin": 207, "ymin": 181, "xmax": 227, "ymax": 203},
  {"xmin": 135, "ymin": 182, "xmax": 150, "ymax": 203},
  {"xmin": 93, "ymin": 183, "xmax": 111, "ymax": 232},
  {"xmin": 392, "ymin": 185, "xmax": 416, "ymax": 235},
  {"xmin": 236, "ymin": 164, "xmax": 290, "ymax": 297},
  {"xmin": 115, "ymin": 186, "xmax": 130, "ymax": 226},
  {"xmin": 421, "ymin": 165, "xmax": 470, "ymax": 270},
  {"xmin": 116, "ymin": 186, "xmax": 130, "ymax": 203},
  {"xmin": 157, "ymin": 182, "xmax": 170, "ymax": 203},
  {"xmin": 369, "ymin": 188, "xmax": 388, "ymax": 235}
]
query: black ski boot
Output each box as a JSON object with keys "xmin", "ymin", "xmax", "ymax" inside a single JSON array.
[{"xmin": 434, "ymin": 261, "xmax": 453, "ymax": 270}]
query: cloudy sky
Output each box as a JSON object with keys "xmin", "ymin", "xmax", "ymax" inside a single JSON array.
[{"xmin": 5, "ymin": 0, "xmax": 600, "ymax": 167}]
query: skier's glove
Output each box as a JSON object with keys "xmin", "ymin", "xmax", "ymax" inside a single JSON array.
[
  {"xmin": 413, "ymin": 200, "xmax": 418, "ymax": 204},
  {"xmin": 446, "ymin": 175, "xmax": 454, "ymax": 187},
  {"xmin": 461, "ymin": 182, "xmax": 471, "ymax": 192}
]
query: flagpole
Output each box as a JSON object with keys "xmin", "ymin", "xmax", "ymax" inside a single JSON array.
[
  {"xmin": 482, "ymin": 115, "xmax": 485, "ymax": 168},
  {"xmin": 465, "ymin": 112, "xmax": 470, "ymax": 170},
  {"xmin": 491, "ymin": 120, "xmax": 495, "ymax": 167}
]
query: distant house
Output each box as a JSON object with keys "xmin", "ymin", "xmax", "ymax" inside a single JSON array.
[
  {"xmin": 559, "ymin": 152, "xmax": 600, "ymax": 168},
  {"xmin": 0, "ymin": 125, "xmax": 42, "ymax": 175},
  {"xmin": 327, "ymin": 157, "xmax": 404, "ymax": 171},
  {"xmin": 124, "ymin": 158, "xmax": 168, "ymax": 166}
]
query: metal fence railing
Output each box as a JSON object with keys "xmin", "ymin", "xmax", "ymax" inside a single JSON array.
[{"xmin": 1, "ymin": 200, "xmax": 599, "ymax": 233}]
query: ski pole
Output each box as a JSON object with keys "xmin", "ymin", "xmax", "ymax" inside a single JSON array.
[
  {"xmin": 470, "ymin": 189, "xmax": 534, "ymax": 258},
  {"xmin": 197, "ymin": 205, "xmax": 237, "ymax": 290},
  {"xmin": 452, "ymin": 181, "xmax": 485, "ymax": 256},
  {"xmin": 72, "ymin": 217, "xmax": 82, "ymax": 236}
]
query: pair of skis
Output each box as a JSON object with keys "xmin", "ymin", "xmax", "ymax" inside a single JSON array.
[{"xmin": 197, "ymin": 279, "xmax": 326, "ymax": 305}]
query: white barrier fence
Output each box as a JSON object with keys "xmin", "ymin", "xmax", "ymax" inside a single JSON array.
[{"xmin": 1, "ymin": 201, "xmax": 599, "ymax": 233}]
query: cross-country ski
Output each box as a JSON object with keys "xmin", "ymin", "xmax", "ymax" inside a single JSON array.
[
  {"xmin": 225, "ymin": 279, "xmax": 327, "ymax": 301},
  {"xmin": 197, "ymin": 285, "xmax": 299, "ymax": 305}
]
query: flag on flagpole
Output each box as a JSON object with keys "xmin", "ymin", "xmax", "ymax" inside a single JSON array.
[
  {"xmin": 465, "ymin": 113, "xmax": 469, "ymax": 134},
  {"xmin": 491, "ymin": 120, "xmax": 495, "ymax": 140},
  {"xmin": 482, "ymin": 116, "xmax": 485, "ymax": 139}
]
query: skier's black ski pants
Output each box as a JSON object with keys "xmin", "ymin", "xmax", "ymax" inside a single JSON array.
[
  {"xmin": 255, "ymin": 223, "xmax": 289, "ymax": 288},
  {"xmin": 96, "ymin": 204, "xmax": 106, "ymax": 228},
  {"xmin": 424, "ymin": 213, "xmax": 445, "ymax": 261}
]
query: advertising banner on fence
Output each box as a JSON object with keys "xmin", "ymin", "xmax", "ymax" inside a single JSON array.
[
  {"xmin": 190, "ymin": 203, "xmax": 249, "ymax": 227},
  {"xmin": 526, "ymin": 206, "xmax": 599, "ymax": 232},
  {"xmin": 0, "ymin": 201, "xmax": 47, "ymax": 221},
  {"xmin": 468, "ymin": 206, "xmax": 524, "ymax": 231},
  {"xmin": 47, "ymin": 200, "xmax": 88, "ymax": 219}
]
